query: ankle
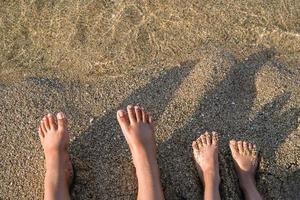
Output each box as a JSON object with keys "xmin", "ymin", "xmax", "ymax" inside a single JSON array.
[
  {"xmin": 131, "ymin": 143, "xmax": 157, "ymax": 158},
  {"xmin": 45, "ymin": 152, "xmax": 64, "ymax": 170},
  {"xmin": 240, "ymin": 181, "xmax": 262, "ymax": 200},
  {"xmin": 203, "ymin": 171, "xmax": 220, "ymax": 186},
  {"xmin": 239, "ymin": 173, "xmax": 255, "ymax": 187},
  {"xmin": 45, "ymin": 148, "xmax": 64, "ymax": 158}
]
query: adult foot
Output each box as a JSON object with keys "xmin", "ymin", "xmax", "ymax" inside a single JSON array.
[
  {"xmin": 38, "ymin": 112, "xmax": 72, "ymax": 200},
  {"xmin": 229, "ymin": 140, "xmax": 262, "ymax": 200},
  {"xmin": 117, "ymin": 105, "xmax": 164, "ymax": 200},
  {"xmin": 117, "ymin": 105, "xmax": 156, "ymax": 161},
  {"xmin": 192, "ymin": 132, "xmax": 220, "ymax": 200}
]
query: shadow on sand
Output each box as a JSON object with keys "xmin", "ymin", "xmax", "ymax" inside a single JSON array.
[
  {"xmin": 70, "ymin": 48, "xmax": 299, "ymax": 199},
  {"xmin": 70, "ymin": 60, "xmax": 198, "ymax": 199}
]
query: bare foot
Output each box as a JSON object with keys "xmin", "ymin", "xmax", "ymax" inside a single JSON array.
[
  {"xmin": 192, "ymin": 132, "xmax": 220, "ymax": 200},
  {"xmin": 117, "ymin": 105, "xmax": 164, "ymax": 200},
  {"xmin": 229, "ymin": 140, "xmax": 262, "ymax": 200},
  {"xmin": 38, "ymin": 112, "xmax": 72, "ymax": 200},
  {"xmin": 117, "ymin": 105, "xmax": 156, "ymax": 162}
]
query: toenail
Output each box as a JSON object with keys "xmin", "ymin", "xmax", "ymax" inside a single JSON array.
[
  {"xmin": 135, "ymin": 106, "xmax": 140, "ymax": 109},
  {"xmin": 118, "ymin": 110, "xmax": 125, "ymax": 117},
  {"xmin": 47, "ymin": 113, "xmax": 52, "ymax": 117},
  {"xmin": 57, "ymin": 112, "xmax": 65, "ymax": 119},
  {"xmin": 128, "ymin": 105, "xmax": 133, "ymax": 109}
]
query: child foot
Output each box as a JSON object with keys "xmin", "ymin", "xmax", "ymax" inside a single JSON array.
[
  {"xmin": 38, "ymin": 112, "xmax": 73, "ymax": 188},
  {"xmin": 192, "ymin": 132, "xmax": 220, "ymax": 186},
  {"xmin": 229, "ymin": 140, "xmax": 262, "ymax": 200}
]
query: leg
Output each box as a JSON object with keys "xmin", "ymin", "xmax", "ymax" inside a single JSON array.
[
  {"xmin": 117, "ymin": 105, "xmax": 164, "ymax": 200},
  {"xmin": 38, "ymin": 113, "xmax": 73, "ymax": 200},
  {"xmin": 192, "ymin": 132, "xmax": 221, "ymax": 200},
  {"xmin": 229, "ymin": 140, "xmax": 262, "ymax": 200}
]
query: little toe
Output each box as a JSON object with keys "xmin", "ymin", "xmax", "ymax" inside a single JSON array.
[
  {"xmin": 117, "ymin": 110, "xmax": 130, "ymax": 131},
  {"xmin": 41, "ymin": 120, "xmax": 47, "ymax": 134},
  {"xmin": 57, "ymin": 112, "xmax": 67, "ymax": 131},
  {"xmin": 148, "ymin": 115, "xmax": 153, "ymax": 124},
  {"xmin": 148, "ymin": 115, "xmax": 154, "ymax": 131},
  {"xmin": 252, "ymin": 144, "xmax": 258, "ymax": 157},
  {"xmin": 237, "ymin": 141, "xmax": 243, "ymax": 153},
  {"xmin": 127, "ymin": 105, "xmax": 137, "ymax": 124},
  {"xmin": 38, "ymin": 126, "xmax": 44, "ymax": 142},
  {"xmin": 135, "ymin": 106, "xmax": 142, "ymax": 122},
  {"xmin": 47, "ymin": 113, "xmax": 57, "ymax": 130}
]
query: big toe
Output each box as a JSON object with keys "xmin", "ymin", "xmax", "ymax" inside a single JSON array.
[
  {"xmin": 229, "ymin": 140, "xmax": 239, "ymax": 155},
  {"xmin": 117, "ymin": 110, "xmax": 130, "ymax": 131}
]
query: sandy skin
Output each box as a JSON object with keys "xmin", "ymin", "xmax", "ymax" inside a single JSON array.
[
  {"xmin": 229, "ymin": 140, "xmax": 262, "ymax": 200},
  {"xmin": 192, "ymin": 132, "xmax": 221, "ymax": 200},
  {"xmin": 38, "ymin": 113, "xmax": 73, "ymax": 200},
  {"xmin": 192, "ymin": 132, "xmax": 262, "ymax": 200},
  {"xmin": 117, "ymin": 105, "xmax": 165, "ymax": 200}
]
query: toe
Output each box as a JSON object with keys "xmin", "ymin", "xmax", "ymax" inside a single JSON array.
[
  {"xmin": 47, "ymin": 113, "xmax": 57, "ymax": 130},
  {"xmin": 41, "ymin": 120, "xmax": 47, "ymax": 134},
  {"xmin": 237, "ymin": 141, "xmax": 243, "ymax": 153},
  {"xmin": 57, "ymin": 112, "xmax": 66, "ymax": 130},
  {"xmin": 192, "ymin": 141, "xmax": 199, "ymax": 151},
  {"xmin": 148, "ymin": 115, "xmax": 153, "ymax": 124},
  {"xmin": 196, "ymin": 137, "xmax": 203, "ymax": 149},
  {"xmin": 206, "ymin": 132, "xmax": 212, "ymax": 145},
  {"xmin": 117, "ymin": 110, "xmax": 130, "ymax": 131},
  {"xmin": 229, "ymin": 140, "xmax": 238, "ymax": 154},
  {"xmin": 252, "ymin": 149, "xmax": 258, "ymax": 157},
  {"xmin": 38, "ymin": 126, "xmax": 44, "ymax": 142},
  {"xmin": 212, "ymin": 131, "xmax": 218, "ymax": 145},
  {"xmin": 135, "ymin": 106, "xmax": 142, "ymax": 122},
  {"xmin": 148, "ymin": 115, "xmax": 154, "ymax": 131},
  {"xmin": 252, "ymin": 144, "xmax": 258, "ymax": 157},
  {"xmin": 200, "ymin": 134, "xmax": 207, "ymax": 146},
  {"xmin": 141, "ymin": 107, "xmax": 149, "ymax": 123},
  {"xmin": 127, "ymin": 105, "xmax": 136, "ymax": 124},
  {"xmin": 248, "ymin": 143, "xmax": 253, "ymax": 150},
  {"xmin": 243, "ymin": 141, "xmax": 248, "ymax": 150},
  {"xmin": 43, "ymin": 116, "xmax": 50, "ymax": 130}
]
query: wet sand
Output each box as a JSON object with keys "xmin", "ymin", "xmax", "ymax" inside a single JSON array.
[{"xmin": 0, "ymin": 1, "xmax": 300, "ymax": 199}]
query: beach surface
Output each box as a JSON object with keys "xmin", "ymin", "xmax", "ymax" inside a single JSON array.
[{"xmin": 0, "ymin": 1, "xmax": 300, "ymax": 199}]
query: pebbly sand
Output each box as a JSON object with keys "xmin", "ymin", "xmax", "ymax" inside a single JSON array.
[{"xmin": 0, "ymin": 1, "xmax": 300, "ymax": 199}]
